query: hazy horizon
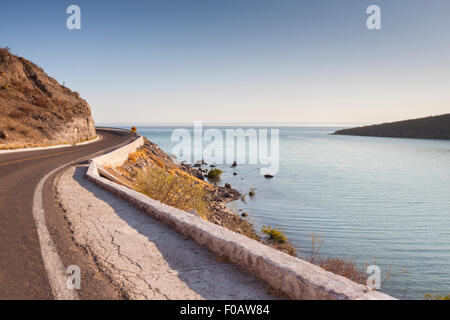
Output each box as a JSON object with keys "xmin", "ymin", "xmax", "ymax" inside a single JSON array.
[{"xmin": 2, "ymin": 0, "xmax": 449, "ymax": 125}]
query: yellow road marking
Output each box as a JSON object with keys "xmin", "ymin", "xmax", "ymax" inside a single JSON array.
[{"xmin": 0, "ymin": 149, "xmax": 79, "ymax": 167}]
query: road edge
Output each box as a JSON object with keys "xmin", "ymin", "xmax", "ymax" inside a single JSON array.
[{"xmin": 32, "ymin": 129, "xmax": 134, "ymax": 300}]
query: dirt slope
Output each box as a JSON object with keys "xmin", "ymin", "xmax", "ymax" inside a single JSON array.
[{"xmin": 0, "ymin": 47, "xmax": 96, "ymax": 149}]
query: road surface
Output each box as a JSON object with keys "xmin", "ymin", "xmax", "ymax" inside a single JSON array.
[{"xmin": 0, "ymin": 128, "xmax": 134, "ymax": 299}]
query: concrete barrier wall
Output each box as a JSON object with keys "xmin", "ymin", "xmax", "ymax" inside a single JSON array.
[
  {"xmin": 92, "ymin": 135, "xmax": 144, "ymax": 168},
  {"xmin": 86, "ymin": 133, "xmax": 395, "ymax": 300}
]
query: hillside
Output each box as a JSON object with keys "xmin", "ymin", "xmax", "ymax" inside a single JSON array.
[
  {"xmin": 0, "ymin": 47, "xmax": 96, "ymax": 149},
  {"xmin": 334, "ymin": 114, "xmax": 450, "ymax": 140}
]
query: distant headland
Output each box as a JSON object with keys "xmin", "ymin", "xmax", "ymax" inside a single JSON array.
[{"xmin": 333, "ymin": 114, "xmax": 450, "ymax": 140}]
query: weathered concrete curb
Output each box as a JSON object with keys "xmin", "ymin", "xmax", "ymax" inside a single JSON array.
[{"xmin": 86, "ymin": 135, "xmax": 395, "ymax": 300}]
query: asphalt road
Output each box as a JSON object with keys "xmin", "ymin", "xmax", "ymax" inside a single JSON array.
[{"xmin": 0, "ymin": 128, "xmax": 134, "ymax": 299}]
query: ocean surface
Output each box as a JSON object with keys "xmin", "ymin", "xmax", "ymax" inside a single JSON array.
[{"xmin": 119, "ymin": 125, "xmax": 450, "ymax": 299}]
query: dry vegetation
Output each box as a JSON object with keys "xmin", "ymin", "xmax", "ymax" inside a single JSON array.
[
  {"xmin": 308, "ymin": 235, "xmax": 367, "ymax": 285},
  {"xmin": 135, "ymin": 166, "xmax": 211, "ymax": 219}
]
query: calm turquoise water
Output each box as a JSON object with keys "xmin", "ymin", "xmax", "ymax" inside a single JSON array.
[{"xmin": 121, "ymin": 125, "xmax": 450, "ymax": 299}]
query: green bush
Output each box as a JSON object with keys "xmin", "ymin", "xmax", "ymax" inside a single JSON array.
[
  {"xmin": 262, "ymin": 226, "xmax": 287, "ymax": 243},
  {"xmin": 206, "ymin": 168, "xmax": 223, "ymax": 181}
]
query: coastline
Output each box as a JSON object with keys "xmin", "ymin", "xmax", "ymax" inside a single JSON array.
[{"xmin": 101, "ymin": 137, "xmax": 263, "ymax": 244}]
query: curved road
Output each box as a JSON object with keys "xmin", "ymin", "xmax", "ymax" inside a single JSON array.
[{"xmin": 0, "ymin": 128, "xmax": 134, "ymax": 299}]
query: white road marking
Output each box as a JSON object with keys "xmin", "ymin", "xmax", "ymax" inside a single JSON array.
[
  {"xmin": 31, "ymin": 131, "xmax": 133, "ymax": 299},
  {"xmin": 33, "ymin": 164, "xmax": 80, "ymax": 300}
]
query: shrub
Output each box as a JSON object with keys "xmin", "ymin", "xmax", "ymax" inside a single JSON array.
[
  {"xmin": 262, "ymin": 225, "xmax": 287, "ymax": 243},
  {"xmin": 206, "ymin": 168, "xmax": 223, "ymax": 181},
  {"xmin": 127, "ymin": 150, "xmax": 146, "ymax": 163},
  {"xmin": 314, "ymin": 258, "xmax": 367, "ymax": 285},
  {"xmin": 261, "ymin": 225, "xmax": 297, "ymax": 256},
  {"xmin": 136, "ymin": 166, "xmax": 210, "ymax": 219},
  {"xmin": 308, "ymin": 235, "xmax": 367, "ymax": 285}
]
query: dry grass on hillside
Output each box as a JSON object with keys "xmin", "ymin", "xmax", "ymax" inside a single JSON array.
[{"xmin": 135, "ymin": 166, "xmax": 211, "ymax": 219}]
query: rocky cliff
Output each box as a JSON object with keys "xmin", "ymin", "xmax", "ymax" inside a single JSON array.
[
  {"xmin": 0, "ymin": 47, "xmax": 96, "ymax": 149},
  {"xmin": 334, "ymin": 114, "xmax": 450, "ymax": 140}
]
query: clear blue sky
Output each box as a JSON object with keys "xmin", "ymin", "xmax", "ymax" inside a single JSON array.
[{"xmin": 1, "ymin": 0, "xmax": 449, "ymax": 125}]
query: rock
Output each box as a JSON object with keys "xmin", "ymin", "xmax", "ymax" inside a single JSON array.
[
  {"xmin": 224, "ymin": 183, "xmax": 231, "ymax": 189},
  {"xmin": 241, "ymin": 213, "xmax": 248, "ymax": 218},
  {"xmin": 264, "ymin": 174, "xmax": 274, "ymax": 179},
  {"xmin": 0, "ymin": 49, "xmax": 96, "ymax": 147},
  {"xmin": 193, "ymin": 163, "xmax": 201, "ymax": 167},
  {"xmin": 233, "ymin": 172, "xmax": 237, "ymax": 176},
  {"xmin": 195, "ymin": 171, "xmax": 204, "ymax": 180},
  {"xmin": 230, "ymin": 161, "xmax": 237, "ymax": 168},
  {"xmin": 0, "ymin": 130, "xmax": 7, "ymax": 140},
  {"xmin": 210, "ymin": 164, "xmax": 216, "ymax": 168}
]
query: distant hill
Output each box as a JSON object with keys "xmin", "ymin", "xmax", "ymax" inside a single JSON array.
[
  {"xmin": 333, "ymin": 114, "xmax": 450, "ymax": 140},
  {"xmin": 0, "ymin": 47, "xmax": 96, "ymax": 149}
]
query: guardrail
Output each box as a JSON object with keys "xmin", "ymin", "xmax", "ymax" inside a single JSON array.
[{"xmin": 85, "ymin": 130, "xmax": 395, "ymax": 300}]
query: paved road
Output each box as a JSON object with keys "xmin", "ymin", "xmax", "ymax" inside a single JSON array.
[{"xmin": 0, "ymin": 128, "xmax": 134, "ymax": 299}]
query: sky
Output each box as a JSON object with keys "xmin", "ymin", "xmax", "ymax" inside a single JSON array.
[{"xmin": 1, "ymin": 0, "xmax": 449, "ymax": 125}]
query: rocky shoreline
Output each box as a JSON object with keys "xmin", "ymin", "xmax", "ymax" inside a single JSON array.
[{"xmin": 108, "ymin": 138, "xmax": 260, "ymax": 241}]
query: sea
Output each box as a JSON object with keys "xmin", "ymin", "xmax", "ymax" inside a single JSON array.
[{"xmin": 116, "ymin": 125, "xmax": 450, "ymax": 299}]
